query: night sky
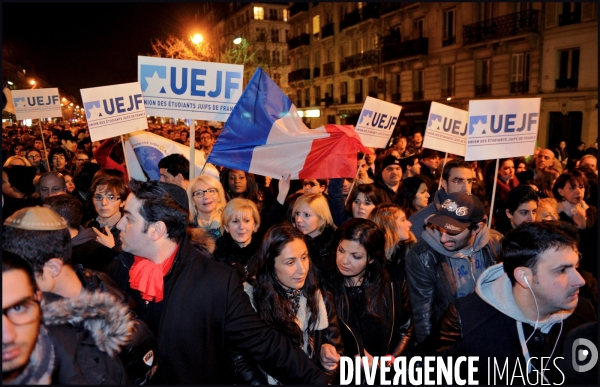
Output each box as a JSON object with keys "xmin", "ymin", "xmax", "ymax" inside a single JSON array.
[{"xmin": 3, "ymin": 2, "xmax": 210, "ymax": 101}]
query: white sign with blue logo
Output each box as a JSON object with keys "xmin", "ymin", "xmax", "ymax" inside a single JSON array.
[
  {"xmin": 466, "ymin": 98, "xmax": 541, "ymax": 161},
  {"xmin": 353, "ymin": 96, "xmax": 402, "ymax": 148},
  {"xmin": 11, "ymin": 88, "xmax": 62, "ymax": 120},
  {"xmin": 137, "ymin": 56, "xmax": 244, "ymax": 122},
  {"xmin": 422, "ymin": 102, "xmax": 468, "ymax": 156},
  {"xmin": 80, "ymin": 82, "xmax": 148, "ymax": 142}
]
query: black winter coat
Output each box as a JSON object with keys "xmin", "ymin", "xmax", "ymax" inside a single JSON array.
[
  {"xmin": 106, "ymin": 235, "xmax": 329, "ymax": 384},
  {"xmin": 306, "ymin": 225, "xmax": 337, "ymax": 270},
  {"xmin": 213, "ymin": 231, "xmax": 261, "ymax": 280}
]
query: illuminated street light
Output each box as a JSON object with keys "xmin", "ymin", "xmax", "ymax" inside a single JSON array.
[
  {"xmin": 30, "ymin": 80, "xmax": 36, "ymax": 89},
  {"xmin": 191, "ymin": 33, "xmax": 203, "ymax": 45},
  {"xmin": 7, "ymin": 81, "xmax": 13, "ymax": 85},
  {"xmin": 232, "ymin": 36, "xmax": 242, "ymax": 45}
]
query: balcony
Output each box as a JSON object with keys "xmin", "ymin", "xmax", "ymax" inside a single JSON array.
[
  {"xmin": 340, "ymin": 61, "xmax": 348, "ymax": 73},
  {"xmin": 391, "ymin": 93, "xmax": 402, "ymax": 103},
  {"xmin": 288, "ymin": 68, "xmax": 311, "ymax": 83},
  {"xmin": 381, "ymin": 2, "xmax": 414, "ymax": 16},
  {"xmin": 323, "ymin": 94, "xmax": 334, "ymax": 107},
  {"xmin": 321, "ymin": 23, "xmax": 334, "ymax": 39},
  {"xmin": 288, "ymin": 33, "xmax": 310, "ymax": 50},
  {"xmin": 441, "ymin": 88, "xmax": 455, "ymax": 98},
  {"xmin": 288, "ymin": 2, "xmax": 309, "ymax": 18},
  {"xmin": 463, "ymin": 9, "xmax": 540, "ymax": 46},
  {"xmin": 323, "ymin": 62, "xmax": 334, "ymax": 76},
  {"xmin": 256, "ymin": 33, "xmax": 267, "ymax": 43},
  {"xmin": 355, "ymin": 93, "xmax": 363, "ymax": 103},
  {"xmin": 341, "ymin": 95, "xmax": 348, "ymax": 104},
  {"xmin": 413, "ymin": 91, "xmax": 424, "ymax": 101},
  {"xmin": 555, "ymin": 78, "xmax": 578, "ymax": 90},
  {"xmin": 475, "ymin": 84, "xmax": 492, "ymax": 96},
  {"xmin": 381, "ymin": 37, "xmax": 428, "ymax": 63},
  {"xmin": 340, "ymin": 4, "xmax": 380, "ymax": 31},
  {"xmin": 341, "ymin": 50, "xmax": 380, "ymax": 72},
  {"xmin": 559, "ymin": 11, "xmax": 581, "ymax": 26},
  {"xmin": 510, "ymin": 80, "xmax": 529, "ymax": 95},
  {"xmin": 313, "ymin": 67, "xmax": 321, "ymax": 78}
]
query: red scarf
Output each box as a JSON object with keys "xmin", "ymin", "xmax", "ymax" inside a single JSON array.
[{"xmin": 129, "ymin": 245, "xmax": 179, "ymax": 303}]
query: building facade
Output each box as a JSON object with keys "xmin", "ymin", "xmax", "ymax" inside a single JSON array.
[{"xmin": 285, "ymin": 2, "xmax": 597, "ymax": 149}]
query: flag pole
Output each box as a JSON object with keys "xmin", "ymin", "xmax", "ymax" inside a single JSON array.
[
  {"xmin": 345, "ymin": 153, "xmax": 366, "ymax": 206},
  {"xmin": 437, "ymin": 152, "xmax": 448, "ymax": 191},
  {"xmin": 120, "ymin": 135, "xmax": 132, "ymax": 181},
  {"xmin": 38, "ymin": 120, "xmax": 50, "ymax": 171},
  {"xmin": 189, "ymin": 119, "xmax": 196, "ymax": 181},
  {"xmin": 487, "ymin": 158, "xmax": 500, "ymax": 229}
]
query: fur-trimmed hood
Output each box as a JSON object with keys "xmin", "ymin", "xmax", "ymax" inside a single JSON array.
[
  {"xmin": 187, "ymin": 226, "xmax": 216, "ymax": 254},
  {"xmin": 41, "ymin": 290, "xmax": 134, "ymax": 357}
]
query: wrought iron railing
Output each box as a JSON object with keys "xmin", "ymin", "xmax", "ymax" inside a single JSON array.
[
  {"xmin": 323, "ymin": 62, "xmax": 334, "ymax": 76},
  {"xmin": 287, "ymin": 33, "xmax": 310, "ymax": 50},
  {"xmin": 341, "ymin": 50, "xmax": 380, "ymax": 71},
  {"xmin": 288, "ymin": 2, "xmax": 309, "ymax": 18},
  {"xmin": 381, "ymin": 37, "xmax": 428, "ymax": 62},
  {"xmin": 463, "ymin": 9, "xmax": 540, "ymax": 46},
  {"xmin": 555, "ymin": 78, "xmax": 578, "ymax": 90},
  {"xmin": 288, "ymin": 68, "xmax": 311, "ymax": 83},
  {"xmin": 475, "ymin": 84, "xmax": 492, "ymax": 96},
  {"xmin": 510, "ymin": 80, "xmax": 529, "ymax": 94},
  {"xmin": 559, "ymin": 11, "xmax": 581, "ymax": 26},
  {"xmin": 340, "ymin": 4, "xmax": 379, "ymax": 30},
  {"xmin": 441, "ymin": 88, "xmax": 455, "ymax": 98},
  {"xmin": 313, "ymin": 67, "xmax": 321, "ymax": 78},
  {"xmin": 321, "ymin": 23, "xmax": 334, "ymax": 39},
  {"xmin": 413, "ymin": 91, "xmax": 424, "ymax": 101}
]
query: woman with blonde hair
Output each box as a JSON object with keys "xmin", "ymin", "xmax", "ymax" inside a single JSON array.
[
  {"xmin": 369, "ymin": 204, "xmax": 416, "ymax": 282},
  {"xmin": 187, "ymin": 174, "xmax": 227, "ymax": 241},
  {"xmin": 212, "ymin": 198, "xmax": 261, "ymax": 280},
  {"xmin": 292, "ymin": 194, "xmax": 337, "ymax": 268}
]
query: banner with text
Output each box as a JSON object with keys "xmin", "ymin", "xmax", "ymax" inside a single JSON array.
[
  {"xmin": 125, "ymin": 130, "xmax": 219, "ymax": 181},
  {"xmin": 423, "ymin": 102, "xmax": 468, "ymax": 156},
  {"xmin": 12, "ymin": 88, "xmax": 62, "ymax": 120},
  {"xmin": 354, "ymin": 96, "xmax": 402, "ymax": 148},
  {"xmin": 465, "ymin": 98, "xmax": 541, "ymax": 161},
  {"xmin": 138, "ymin": 56, "xmax": 244, "ymax": 122},
  {"xmin": 80, "ymin": 82, "xmax": 148, "ymax": 142}
]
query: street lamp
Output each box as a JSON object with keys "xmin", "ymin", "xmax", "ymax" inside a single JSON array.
[
  {"xmin": 30, "ymin": 80, "xmax": 36, "ymax": 89},
  {"xmin": 190, "ymin": 33, "xmax": 203, "ymax": 45},
  {"xmin": 190, "ymin": 31, "xmax": 242, "ymax": 63}
]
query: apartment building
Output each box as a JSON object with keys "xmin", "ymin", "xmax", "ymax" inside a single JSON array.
[{"xmin": 286, "ymin": 2, "xmax": 597, "ymax": 148}]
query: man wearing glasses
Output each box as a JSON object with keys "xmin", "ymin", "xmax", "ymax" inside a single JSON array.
[{"xmin": 409, "ymin": 158, "xmax": 479, "ymax": 242}]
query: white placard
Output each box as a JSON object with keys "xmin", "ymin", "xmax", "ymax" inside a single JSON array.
[
  {"xmin": 465, "ymin": 98, "xmax": 541, "ymax": 161},
  {"xmin": 422, "ymin": 102, "xmax": 468, "ymax": 156},
  {"xmin": 138, "ymin": 56, "xmax": 244, "ymax": 122},
  {"xmin": 354, "ymin": 96, "xmax": 402, "ymax": 148},
  {"xmin": 80, "ymin": 82, "xmax": 148, "ymax": 142},
  {"xmin": 12, "ymin": 88, "xmax": 62, "ymax": 120}
]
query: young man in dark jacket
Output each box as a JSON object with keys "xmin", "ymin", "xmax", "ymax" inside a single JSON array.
[
  {"xmin": 418, "ymin": 221, "xmax": 596, "ymax": 384},
  {"xmin": 105, "ymin": 180, "xmax": 330, "ymax": 384}
]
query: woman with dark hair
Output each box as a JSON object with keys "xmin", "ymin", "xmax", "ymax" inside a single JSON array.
[
  {"xmin": 395, "ymin": 176, "xmax": 430, "ymax": 218},
  {"xmin": 232, "ymin": 224, "xmax": 343, "ymax": 384},
  {"xmin": 328, "ymin": 181, "xmax": 383, "ymax": 228},
  {"xmin": 48, "ymin": 146, "xmax": 71, "ymax": 174},
  {"xmin": 533, "ymin": 168, "xmax": 560, "ymax": 199},
  {"xmin": 325, "ymin": 218, "xmax": 414, "ymax": 372},
  {"xmin": 220, "ymin": 168, "xmax": 262, "ymax": 207}
]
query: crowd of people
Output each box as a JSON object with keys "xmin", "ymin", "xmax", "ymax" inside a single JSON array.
[{"xmin": 2, "ymin": 118, "xmax": 599, "ymax": 385}]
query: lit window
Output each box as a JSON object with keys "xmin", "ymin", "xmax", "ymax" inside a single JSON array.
[
  {"xmin": 254, "ymin": 7, "xmax": 264, "ymax": 20},
  {"xmin": 313, "ymin": 15, "xmax": 321, "ymax": 35},
  {"xmin": 283, "ymin": 9, "xmax": 289, "ymax": 22}
]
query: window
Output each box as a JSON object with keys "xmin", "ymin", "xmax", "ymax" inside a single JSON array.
[
  {"xmin": 413, "ymin": 70, "xmax": 424, "ymax": 100},
  {"xmin": 254, "ymin": 6, "xmax": 264, "ymax": 20},
  {"xmin": 272, "ymin": 50, "xmax": 281, "ymax": 65},
  {"xmin": 559, "ymin": 2, "xmax": 582, "ymax": 26},
  {"xmin": 475, "ymin": 59, "xmax": 491, "ymax": 96},
  {"xmin": 442, "ymin": 65, "xmax": 455, "ymax": 98},
  {"xmin": 313, "ymin": 15, "xmax": 321, "ymax": 35},
  {"xmin": 556, "ymin": 48, "xmax": 580, "ymax": 89},
  {"xmin": 305, "ymin": 23, "xmax": 310, "ymax": 34},
  {"xmin": 354, "ymin": 79, "xmax": 363, "ymax": 103},
  {"xmin": 304, "ymin": 88, "xmax": 310, "ymax": 107},
  {"xmin": 269, "ymin": 9, "xmax": 278, "ymax": 20},
  {"xmin": 295, "ymin": 58, "xmax": 301, "ymax": 71},
  {"xmin": 283, "ymin": 9, "xmax": 289, "ymax": 22},
  {"xmin": 303, "ymin": 55, "xmax": 310, "ymax": 69},
  {"xmin": 326, "ymin": 49, "xmax": 332, "ymax": 63},
  {"xmin": 314, "ymin": 51, "xmax": 321, "ymax": 67},
  {"xmin": 368, "ymin": 76, "xmax": 378, "ymax": 98},
  {"xmin": 296, "ymin": 90, "xmax": 302, "ymax": 107},
  {"xmin": 284, "ymin": 29, "xmax": 289, "ymax": 42},
  {"xmin": 271, "ymin": 29, "xmax": 280, "ymax": 43},
  {"xmin": 391, "ymin": 73, "xmax": 401, "ymax": 102},
  {"xmin": 327, "ymin": 115, "xmax": 336, "ymax": 124},
  {"xmin": 413, "ymin": 18, "xmax": 424, "ymax": 39},
  {"xmin": 443, "ymin": 8, "xmax": 456, "ymax": 46},
  {"xmin": 354, "ymin": 38, "xmax": 364, "ymax": 54},
  {"xmin": 273, "ymin": 73, "xmax": 281, "ymax": 86},
  {"xmin": 477, "ymin": 2, "xmax": 493, "ymax": 22},
  {"xmin": 341, "ymin": 81, "xmax": 348, "ymax": 103},
  {"xmin": 326, "ymin": 84, "xmax": 334, "ymax": 100},
  {"xmin": 510, "ymin": 53, "xmax": 530, "ymax": 94},
  {"xmin": 256, "ymin": 28, "xmax": 266, "ymax": 42},
  {"xmin": 314, "ymin": 86, "xmax": 321, "ymax": 106}
]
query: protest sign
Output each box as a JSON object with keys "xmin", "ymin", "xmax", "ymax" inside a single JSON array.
[
  {"xmin": 80, "ymin": 82, "xmax": 148, "ymax": 142},
  {"xmin": 138, "ymin": 56, "xmax": 244, "ymax": 122},
  {"xmin": 353, "ymin": 96, "xmax": 402, "ymax": 148},
  {"xmin": 125, "ymin": 130, "xmax": 219, "ymax": 181},
  {"xmin": 465, "ymin": 98, "xmax": 541, "ymax": 161},
  {"xmin": 12, "ymin": 88, "xmax": 62, "ymax": 120},
  {"xmin": 423, "ymin": 101, "xmax": 467, "ymax": 156}
]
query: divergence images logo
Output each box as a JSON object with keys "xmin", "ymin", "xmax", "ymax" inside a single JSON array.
[
  {"xmin": 572, "ymin": 338, "xmax": 598, "ymax": 373},
  {"xmin": 84, "ymin": 95, "xmax": 143, "ymax": 120},
  {"xmin": 357, "ymin": 109, "xmax": 397, "ymax": 130},
  {"xmin": 14, "ymin": 95, "xmax": 59, "ymax": 108},
  {"xmin": 139, "ymin": 64, "xmax": 241, "ymax": 99}
]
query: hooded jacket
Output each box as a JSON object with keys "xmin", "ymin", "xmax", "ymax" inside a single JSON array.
[
  {"xmin": 409, "ymin": 188, "xmax": 450, "ymax": 242},
  {"xmin": 405, "ymin": 223, "xmax": 502, "ymax": 343},
  {"xmin": 42, "ymin": 290, "xmax": 131, "ymax": 384},
  {"xmin": 417, "ymin": 264, "xmax": 597, "ymax": 384}
]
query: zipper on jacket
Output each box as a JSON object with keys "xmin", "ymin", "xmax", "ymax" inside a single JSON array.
[
  {"xmin": 341, "ymin": 318, "xmax": 362, "ymax": 357},
  {"xmin": 386, "ymin": 282, "xmax": 395, "ymax": 352}
]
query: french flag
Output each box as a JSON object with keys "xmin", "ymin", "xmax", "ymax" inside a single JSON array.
[{"xmin": 206, "ymin": 68, "xmax": 370, "ymax": 179}]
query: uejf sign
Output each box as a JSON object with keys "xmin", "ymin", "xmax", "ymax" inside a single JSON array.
[
  {"xmin": 138, "ymin": 56, "xmax": 244, "ymax": 122},
  {"xmin": 355, "ymin": 96, "xmax": 402, "ymax": 148},
  {"xmin": 465, "ymin": 98, "xmax": 541, "ymax": 161},
  {"xmin": 11, "ymin": 88, "xmax": 63, "ymax": 120},
  {"xmin": 422, "ymin": 102, "xmax": 468, "ymax": 156},
  {"xmin": 80, "ymin": 82, "xmax": 148, "ymax": 142}
]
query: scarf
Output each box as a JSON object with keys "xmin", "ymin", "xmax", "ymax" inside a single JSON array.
[
  {"xmin": 129, "ymin": 244, "xmax": 179, "ymax": 303},
  {"xmin": 7, "ymin": 325, "xmax": 55, "ymax": 385},
  {"xmin": 281, "ymin": 286, "xmax": 302, "ymax": 316}
]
